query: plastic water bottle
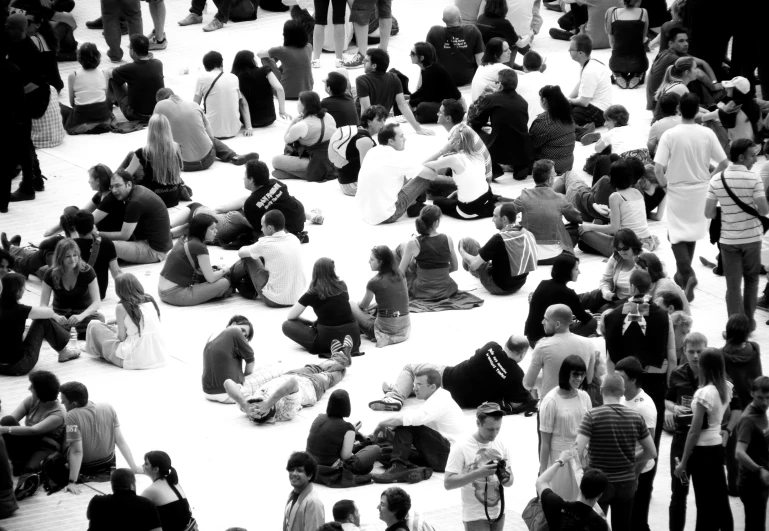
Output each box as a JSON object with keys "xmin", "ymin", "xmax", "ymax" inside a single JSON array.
[{"xmin": 69, "ymin": 327, "xmax": 78, "ymax": 348}]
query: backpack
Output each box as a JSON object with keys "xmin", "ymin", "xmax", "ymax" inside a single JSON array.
[
  {"xmin": 328, "ymin": 126, "xmax": 365, "ymax": 168},
  {"xmin": 522, "ymin": 496, "xmax": 549, "ymax": 531},
  {"xmin": 40, "ymin": 452, "xmax": 69, "ymax": 494}
]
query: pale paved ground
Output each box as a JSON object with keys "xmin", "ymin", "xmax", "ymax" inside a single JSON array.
[{"xmin": 1, "ymin": 0, "xmax": 767, "ymax": 530}]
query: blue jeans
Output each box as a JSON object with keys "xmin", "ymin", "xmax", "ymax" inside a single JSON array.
[
  {"xmin": 720, "ymin": 241, "xmax": 761, "ymax": 322},
  {"xmin": 102, "ymin": 0, "xmax": 142, "ymax": 62},
  {"xmin": 598, "ymin": 478, "xmax": 638, "ymax": 531},
  {"xmin": 382, "ymin": 177, "xmax": 432, "ymax": 224}
]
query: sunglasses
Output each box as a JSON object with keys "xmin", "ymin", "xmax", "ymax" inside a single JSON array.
[{"xmin": 616, "ymin": 246, "xmax": 630, "ymax": 252}]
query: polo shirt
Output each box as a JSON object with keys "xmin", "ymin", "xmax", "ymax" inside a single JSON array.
[
  {"xmin": 577, "ymin": 59, "xmax": 612, "ymax": 111},
  {"xmin": 706, "ymin": 164, "xmax": 765, "ymax": 245},
  {"xmin": 245, "ymin": 231, "xmax": 306, "ymax": 305},
  {"xmin": 66, "ymin": 402, "xmax": 119, "ymax": 464}
]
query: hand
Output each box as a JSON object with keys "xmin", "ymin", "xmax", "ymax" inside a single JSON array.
[
  {"xmin": 416, "ymin": 128, "xmax": 435, "ymax": 136},
  {"xmin": 247, "ymin": 401, "xmax": 273, "ymax": 420},
  {"xmin": 133, "ymin": 465, "xmax": 144, "ymax": 475},
  {"xmin": 243, "ymin": 128, "xmax": 253, "ymax": 137},
  {"xmin": 65, "ymin": 483, "xmax": 81, "ymax": 495},
  {"xmin": 557, "ymin": 450, "xmax": 574, "ymax": 464},
  {"xmin": 475, "ymin": 461, "xmax": 498, "ymax": 479},
  {"xmin": 279, "ymin": 111, "xmax": 292, "ymax": 121},
  {"xmin": 602, "ymin": 291, "xmax": 614, "ymax": 302},
  {"xmin": 54, "ymin": 314, "xmax": 69, "ymax": 326},
  {"xmin": 713, "ymin": 82, "xmax": 724, "ymax": 91},
  {"xmin": 67, "ymin": 315, "xmax": 82, "ymax": 327},
  {"xmin": 760, "ymin": 468, "xmax": 769, "ymax": 487},
  {"xmin": 578, "ymin": 224, "xmax": 591, "ymax": 235},
  {"xmin": 354, "ymin": 420, "xmax": 362, "ymax": 431},
  {"xmin": 673, "ymin": 461, "xmax": 687, "ymax": 479},
  {"xmin": 722, "ymin": 101, "xmax": 742, "ymax": 114},
  {"xmin": 721, "ymin": 429, "xmax": 730, "ymax": 447},
  {"xmin": 664, "ymin": 409, "xmax": 676, "ymax": 431},
  {"xmin": 593, "ymin": 204, "xmax": 610, "ymax": 217}
]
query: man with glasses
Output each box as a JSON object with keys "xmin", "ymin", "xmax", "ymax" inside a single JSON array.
[
  {"xmin": 92, "ymin": 171, "xmax": 172, "ymax": 264},
  {"xmin": 566, "ymin": 34, "xmax": 612, "ymax": 136}
]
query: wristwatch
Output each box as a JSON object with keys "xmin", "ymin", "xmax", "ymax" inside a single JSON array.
[{"xmin": 555, "ymin": 459, "xmax": 565, "ymax": 467}]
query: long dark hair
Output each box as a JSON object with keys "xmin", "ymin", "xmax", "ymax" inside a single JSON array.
[
  {"xmin": 187, "ymin": 213, "xmax": 217, "ymax": 241},
  {"xmin": 698, "ymin": 348, "xmax": 729, "ymax": 404},
  {"xmin": 116, "ymin": 273, "xmax": 160, "ymax": 336},
  {"xmin": 299, "ymin": 91, "xmax": 326, "ymax": 119},
  {"xmin": 481, "ymin": 37, "xmax": 507, "ymax": 66},
  {"xmin": 539, "ymin": 85, "xmax": 574, "ymax": 124},
  {"xmin": 231, "ymin": 50, "xmax": 257, "ymax": 76},
  {"xmin": 551, "ymin": 253, "xmax": 578, "ymax": 283},
  {"xmin": 144, "ymin": 451, "xmax": 179, "ymax": 486},
  {"xmin": 308, "ymin": 258, "xmax": 347, "ymax": 299},
  {"xmin": 283, "ymin": 19, "xmax": 309, "ymax": 48},
  {"xmin": 372, "ymin": 245, "xmax": 403, "ymax": 281}
]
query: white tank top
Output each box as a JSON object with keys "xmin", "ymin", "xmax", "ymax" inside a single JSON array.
[
  {"xmin": 454, "ymin": 153, "xmax": 489, "ymax": 203},
  {"xmin": 73, "ymin": 68, "xmax": 107, "ymax": 106}
]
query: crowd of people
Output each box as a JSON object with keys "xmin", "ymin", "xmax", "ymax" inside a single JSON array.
[{"xmin": 2, "ymin": 0, "xmax": 769, "ymax": 530}]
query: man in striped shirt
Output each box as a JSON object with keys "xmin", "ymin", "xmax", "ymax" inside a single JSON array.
[
  {"xmin": 705, "ymin": 138, "xmax": 769, "ymax": 324},
  {"xmin": 575, "ymin": 373, "xmax": 657, "ymax": 531}
]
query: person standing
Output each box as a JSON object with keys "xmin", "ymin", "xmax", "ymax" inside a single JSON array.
[
  {"xmin": 654, "ymin": 93, "xmax": 728, "ymax": 302},
  {"xmin": 444, "ymin": 402, "xmax": 513, "ymax": 531},
  {"xmin": 704, "ymin": 138, "xmax": 769, "ymax": 324},
  {"xmin": 342, "ymin": 0, "xmax": 394, "ymax": 69},
  {"xmin": 283, "ymin": 452, "xmax": 324, "ymax": 531},
  {"xmin": 734, "ymin": 376, "xmax": 769, "ymax": 531}
]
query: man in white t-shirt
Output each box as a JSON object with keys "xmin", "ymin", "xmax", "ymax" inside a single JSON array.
[
  {"xmin": 515, "ymin": 51, "xmax": 555, "ymax": 126},
  {"xmin": 356, "ymin": 124, "xmax": 438, "ymax": 224},
  {"xmin": 616, "ymin": 356, "xmax": 657, "ymax": 531},
  {"xmin": 193, "ymin": 51, "xmax": 252, "ymax": 139},
  {"xmin": 567, "ymin": 34, "xmax": 612, "ymax": 135},
  {"xmin": 444, "ymin": 402, "xmax": 513, "ymax": 531}
]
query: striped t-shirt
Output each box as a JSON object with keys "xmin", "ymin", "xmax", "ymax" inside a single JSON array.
[
  {"xmin": 707, "ymin": 165, "xmax": 765, "ymax": 245},
  {"xmin": 578, "ymin": 404, "xmax": 649, "ymax": 483}
]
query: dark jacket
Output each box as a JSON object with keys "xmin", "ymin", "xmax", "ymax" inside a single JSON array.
[
  {"xmin": 604, "ymin": 298, "xmax": 669, "ymax": 367},
  {"xmin": 469, "ymin": 88, "xmax": 533, "ymax": 168},
  {"xmin": 723, "ymin": 341, "xmax": 762, "ymax": 411}
]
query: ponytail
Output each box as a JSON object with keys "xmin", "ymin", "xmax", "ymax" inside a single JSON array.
[{"xmin": 414, "ymin": 204, "xmax": 441, "ymax": 236}]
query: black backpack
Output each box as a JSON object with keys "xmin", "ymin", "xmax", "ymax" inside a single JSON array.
[{"xmin": 40, "ymin": 452, "xmax": 69, "ymax": 494}]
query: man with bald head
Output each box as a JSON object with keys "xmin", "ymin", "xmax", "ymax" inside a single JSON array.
[{"xmin": 426, "ymin": 5, "xmax": 485, "ymax": 86}]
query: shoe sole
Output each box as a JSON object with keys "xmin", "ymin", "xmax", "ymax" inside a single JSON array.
[
  {"xmin": 368, "ymin": 400, "xmax": 402, "ymax": 412},
  {"xmin": 580, "ymin": 133, "xmax": 601, "ymax": 146},
  {"xmin": 684, "ymin": 277, "xmax": 698, "ymax": 302},
  {"xmin": 405, "ymin": 467, "xmax": 433, "ymax": 484}
]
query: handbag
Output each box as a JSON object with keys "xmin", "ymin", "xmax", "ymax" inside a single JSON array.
[
  {"xmin": 202, "ymin": 71, "xmax": 224, "ymax": 114},
  {"xmin": 718, "ymin": 170, "xmax": 769, "ymax": 233},
  {"xmin": 183, "ymin": 238, "xmax": 204, "ymax": 285}
]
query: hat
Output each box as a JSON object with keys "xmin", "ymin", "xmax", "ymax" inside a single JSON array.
[
  {"xmin": 723, "ymin": 76, "xmax": 750, "ymax": 95},
  {"xmin": 476, "ymin": 402, "xmax": 504, "ymax": 417}
]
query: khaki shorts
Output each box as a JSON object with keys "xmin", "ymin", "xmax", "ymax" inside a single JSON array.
[{"xmin": 349, "ymin": 0, "xmax": 391, "ymax": 25}]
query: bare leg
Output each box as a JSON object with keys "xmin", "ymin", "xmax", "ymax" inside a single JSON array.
[
  {"xmin": 224, "ymin": 379, "xmax": 249, "ymax": 412},
  {"xmin": 353, "ymin": 23, "xmax": 368, "ymax": 55},
  {"xmin": 312, "ymin": 24, "xmax": 325, "ymax": 60},
  {"xmin": 333, "ymin": 23, "xmax": 345, "ymax": 60},
  {"xmin": 378, "ymin": 18, "xmax": 392, "ymax": 51},
  {"xmin": 149, "ymin": 0, "xmax": 166, "ymax": 41},
  {"xmin": 168, "ymin": 208, "xmax": 192, "ymax": 230}
]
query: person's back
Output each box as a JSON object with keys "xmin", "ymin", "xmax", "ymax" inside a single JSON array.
[
  {"xmin": 356, "ymin": 71, "xmax": 402, "ymax": 114},
  {"xmin": 579, "ymin": 403, "xmax": 646, "ymax": 482},
  {"xmin": 118, "ymin": 301, "xmax": 166, "ymax": 370},
  {"xmin": 73, "ymin": 67, "xmax": 107, "ymax": 105},
  {"xmin": 88, "ymin": 490, "xmax": 161, "ymax": 531},
  {"xmin": 455, "ymin": 0, "xmax": 483, "ymax": 25},
  {"xmin": 321, "ymin": 94, "xmax": 359, "ymax": 127},
  {"xmin": 202, "ymin": 327, "xmax": 255, "ymax": 396},
  {"xmin": 67, "ymin": 401, "xmax": 118, "ymax": 465},
  {"xmin": 604, "ymin": 300, "xmax": 669, "ymax": 368},
  {"xmin": 426, "ymin": 24, "xmax": 484, "ymax": 86},
  {"xmin": 122, "ymin": 186, "xmax": 173, "ymax": 254},
  {"xmin": 238, "ymin": 66, "xmax": 276, "ymax": 126},
  {"xmin": 515, "ymin": 186, "xmax": 575, "ymax": 254},
  {"xmin": 708, "ymin": 166, "xmax": 764, "ymax": 246},
  {"xmin": 111, "ymin": 58, "xmax": 165, "ymax": 117},
  {"xmin": 243, "ymin": 178, "xmax": 306, "ymax": 236},
  {"xmin": 338, "ymin": 129, "xmax": 375, "ymax": 186},
  {"xmin": 583, "ymin": 0, "xmax": 623, "ymax": 49},
  {"xmin": 656, "ymin": 123, "xmax": 720, "ymax": 185},
  {"xmin": 486, "ymin": 90, "xmax": 533, "ymax": 163},
  {"xmin": 154, "ymin": 96, "xmax": 213, "ymax": 163},
  {"xmin": 248, "ymin": 231, "xmax": 306, "ymax": 305},
  {"xmin": 76, "ymin": 235, "xmax": 118, "ymax": 300},
  {"xmin": 195, "ymin": 70, "xmax": 241, "ymax": 138},
  {"xmin": 306, "ymin": 413, "xmax": 354, "ymax": 466},
  {"xmin": 529, "ymin": 333, "xmax": 594, "ymax": 397}
]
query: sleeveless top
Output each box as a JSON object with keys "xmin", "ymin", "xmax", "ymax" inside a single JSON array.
[
  {"xmin": 609, "ymin": 9, "xmax": 646, "ymax": 57},
  {"xmin": 116, "ymin": 301, "xmax": 167, "ymax": 370},
  {"xmin": 73, "ymin": 68, "xmax": 108, "ymax": 106},
  {"xmin": 297, "ymin": 114, "xmax": 336, "ymax": 146},
  {"xmin": 155, "ymin": 482, "xmax": 194, "ymax": 531},
  {"xmin": 306, "ymin": 414, "xmax": 355, "ymax": 466},
  {"xmin": 454, "ymin": 153, "xmax": 489, "ymax": 203},
  {"xmin": 415, "ymin": 233, "xmax": 451, "ymax": 270},
  {"xmin": 652, "ymin": 82, "xmax": 686, "ymax": 122},
  {"xmin": 616, "ymin": 191, "xmax": 651, "ymax": 239}
]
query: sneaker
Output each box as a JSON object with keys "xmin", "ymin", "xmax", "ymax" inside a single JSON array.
[
  {"xmin": 9, "ymin": 188, "xmax": 35, "ymax": 202},
  {"xmin": 627, "ymin": 75, "xmax": 642, "ymax": 89},
  {"xmin": 330, "ymin": 339, "xmax": 343, "ymax": 355},
  {"xmin": 85, "ymin": 17, "xmax": 103, "ymax": 29},
  {"xmin": 58, "ymin": 347, "xmax": 81, "ymax": 363},
  {"xmin": 231, "ymin": 152, "xmax": 259, "ymax": 166},
  {"xmin": 615, "ymin": 75, "xmax": 628, "ymax": 89},
  {"xmin": 203, "ymin": 18, "xmax": 224, "ymax": 32},
  {"xmin": 297, "ymin": 231, "xmax": 310, "ymax": 244},
  {"xmin": 33, "ymin": 175, "xmax": 46, "ymax": 192},
  {"xmin": 549, "ymin": 28, "xmax": 573, "ymax": 41},
  {"xmin": 148, "ymin": 33, "xmax": 167, "ymax": 51},
  {"xmin": 372, "ymin": 463, "xmax": 411, "ymax": 483},
  {"xmin": 342, "ymin": 335, "xmax": 354, "ymax": 357},
  {"xmin": 405, "ymin": 467, "xmax": 433, "ymax": 484},
  {"xmin": 684, "ymin": 276, "xmax": 698, "ymax": 302},
  {"xmin": 311, "ymin": 59, "xmax": 321, "ymax": 68},
  {"xmin": 14, "ymin": 474, "xmax": 40, "ymax": 501},
  {"xmin": 580, "ymin": 132, "xmax": 601, "ymax": 146},
  {"xmin": 369, "ymin": 397, "xmax": 403, "ymax": 412},
  {"xmin": 343, "ymin": 52, "xmax": 364, "ymax": 69},
  {"xmin": 178, "ymin": 13, "xmax": 203, "ymax": 26},
  {"xmin": 309, "ymin": 208, "xmax": 324, "ymax": 225},
  {"xmin": 756, "ymin": 295, "xmax": 769, "ymax": 311}
]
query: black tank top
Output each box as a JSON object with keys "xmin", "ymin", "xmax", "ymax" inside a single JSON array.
[{"xmin": 155, "ymin": 482, "xmax": 194, "ymax": 531}]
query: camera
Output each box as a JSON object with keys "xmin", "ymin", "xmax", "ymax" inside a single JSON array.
[{"xmin": 487, "ymin": 459, "xmax": 509, "ymax": 482}]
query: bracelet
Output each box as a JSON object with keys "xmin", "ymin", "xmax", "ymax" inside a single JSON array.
[
  {"xmin": 723, "ymin": 428, "xmax": 732, "ymax": 435},
  {"xmin": 555, "ymin": 459, "xmax": 565, "ymax": 468},
  {"xmin": 6, "ymin": 427, "xmax": 10, "ymax": 435}
]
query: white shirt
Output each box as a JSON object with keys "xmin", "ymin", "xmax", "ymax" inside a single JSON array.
[
  {"xmin": 648, "ymin": 115, "xmax": 681, "ymax": 146},
  {"xmin": 601, "ymin": 126, "xmax": 646, "ymax": 155},
  {"xmin": 445, "ymin": 434, "xmax": 510, "ymax": 522},
  {"xmin": 401, "ymin": 388, "xmax": 465, "ymax": 444},
  {"xmin": 693, "ymin": 382, "xmax": 733, "ymax": 446},
  {"xmin": 621, "ymin": 390, "xmax": 656, "ymax": 473},
  {"xmin": 471, "ymin": 63, "xmax": 511, "ymax": 102},
  {"xmin": 194, "ymin": 70, "xmax": 243, "ymax": 139},
  {"xmin": 245, "ymin": 231, "xmax": 306, "ymax": 305},
  {"xmin": 516, "ymin": 70, "xmax": 556, "ymax": 126},
  {"xmin": 578, "ymin": 59, "xmax": 612, "ymax": 111},
  {"xmin": 356, "ymin": 145, "xmax": 426, "ymax": 224}
]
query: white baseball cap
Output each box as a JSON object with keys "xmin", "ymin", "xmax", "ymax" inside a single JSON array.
[{"xmin": 722, "ymin": 76, "xmax": 750, "ymax": 94}]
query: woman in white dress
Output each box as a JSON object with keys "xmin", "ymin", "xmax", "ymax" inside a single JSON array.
[
  {"xmin": 86, "ymin": 273, "xmax": 167, "ymax": 369},
  {"xmin": 538, "ymin": 355, "xmax": 592, "ymax": 501}
]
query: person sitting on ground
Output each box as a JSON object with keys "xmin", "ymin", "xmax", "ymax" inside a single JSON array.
[
  {"xmin": 529, "ymin": 85, "xmax": 577, "ymax": 175},
  {"xmin": 426, "ymin": 126, "xmax": 496, "ymax": 220},
  {"xmin": 41, "ymin": 238, "xmax": 104, "ymax": 342},
  {"xmin": 86, "ymin": 273, "xmax": 167, "ymax": 370},
  {"xmin": 433, "ymin": 98, "xmax": 493, "ymax": 183},
  {"xmin": 158, "ymin": 214, "xmax": 232, "ymax": 307},
  {"xmin": 469, "ymin": 69, "xmax": 534, "ymax": 181},
  {"xmin": 635, "ymin": 251, "xmax": 689, "ymax": 314},
  {"xmin": 700, "ymin": 76, "xmax": 762, "ymax": 145},
  {"xmin": 118, "ymin": 114, "xmax": 186, "ymax": 208},
  {"xmin": 567, "ymin": 34, "xmax": 612, "ymax": 134},
  {"xmin": 283, "ymin": 452, "xmax": 324, "ymax": 531},
  {"xmin": 59, "ymin": 381, "xmax": 142, "ymax": 493},
  {"xmin": 141, "ymin": 451, "xmax": 197, "ymax": 531},
  {"xmin": 201, "ymin": 315, "xmax": 254, "ymax": 403},
  {"xmin": 43, "ymin": 165, "xmax": 118, "ymax": 236},
  {"xmin": 154, "ymin": 88, "xmax": 259, "ymax": 172},
  {"xmin": 229, "ymin": 210, "xmax": 307, "ymax": 307},
  {"xmin": 0, "ymin": 273, "xmax": 81, "ymax": 374},
  {"xmin": 578, "ymin": 228, "xmax": 644, "ymax": 312},
  {"xmin": 583, "ymin": 106, "xmax": 649, "ymax": 164},
  {"xmin": 515, "ymin": 159, "xmax": 582, "ymax": 264},
  {"xmin": 407, "ymin": 41, "xmax": 461, "ymax": 124},
  {"xmin": 232, "ymin": 50, "xmax": 289, "ymax": 129},
  {"xmin": 552, "ymin": 168, "xmax": 613, "ymax": 225},
  {"xmin": 321, "ymin": 71, "xmax": 358, "ymax": 127},
  {"xmin": 93, "ymin": 172, "xmax": 173, "ymax": 264},
  {"xmin": 471, "ymin": 37, "xmax": 512, "ymax": 102},
  {"xmin": 525, "ymin": 254, "xmax": 597, "ymax": 346},
  {"xmin": 647, "ymin": 92, "xmax": 681, "ymax": 158},
  {"xmin": 335, "ymin": 105, "xmax": 388, "ymax": 197},
  {"xmin": 272, "ymin": 91, "xmax": 337, "ymax": 182},
  {"xmin": 194, "ymin": 50, "xmax": 252, "ymax": 139},
  {"xmin": 224, "ymin": 341, "xmax": 352, "ymax": 423},
  {"xmin": 106, "ymin": 35, "xmax": 164, "ymax": 123},
  {"xmin": 394, "ymin": 205, "xmax": 459, "ymax": 300},
  {"xmin": 426, "ymin": 6, "xmax": 485, "ymax": 87},
  {"xmin": 536, "ymin": 452, "xmax": 609, "ymax": 531},
  {"xmin": 0, "ymin": 370, "xmax": 65, "ymax": 494},
  {"xmin": 86, "ymin": 469, "xmax": 162, "ymax": 531},
  {"xmin": 356, "ymin": 48, "xmax": 433, "ymax": 136},
  {"xmin": 283, "ymin": 257, "xmax": 362, "ymax": 356},
  {"xmin": 63, "ymin": 42, "xmax": 113, "ymax": 134},
  {"xmin": 257, "ymin": 20, "xmax": 313, "ymax": 100},
  {"xmin": 377, "ymin": 487, "xmax": 411, "ymax": 531},
  {"xmin": 369, "ymin": 335, "xmax": 531, "ymax": 411},
  {"xmin": 635, "ymin": 165, "xmax": 668, "ymax": 221},
  {"xmin": 371, "ymin": 368, "xmax": 464, "ymax": 484},
  {"xmin": 476, "ymin": 0, "xmax": 533, "ymax": 64},
  {"xmin": 356, "ymin": 124, "xmax": 438, "ymax": 225},
  {"xmin": 605, "ymin": 0, "xmax": 649, "ymax": 89},
  {"xmin": 578, "ymin": 160, "xmax": 657, "ymax": 257},
  {"xmin": 306, "ymin": 389, "xmax": 382, "ymax": 482},
  {"xmin": 69, "ymin": 211, "xmax": 121, "ymax": 301},
  {"xmin": 0, "ymin": 436, "xmax": 17, "ymax": 518},
  {"xmin": 331, "ymin": 500, "xmax": 362, "ymax": 529},
  {"xmin": 515, "ymin": 51, "xmax": 556, "ymax": 126},
  {"xmin": 651, "ymin": 57, "xmax": 699, "ymax": 123},
  {"xmin": 349, "ymin": 245, "xmax": 411, "ymax": 348},
  {"xmin": 458, "ymin": 203, "xmax": 538, "ymax": 295}
]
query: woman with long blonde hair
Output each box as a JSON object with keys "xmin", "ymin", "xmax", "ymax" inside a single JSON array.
[
  {"xmin": 121, "ymin": 114, "xmax": 186, "ymax": 207},
  {"xmin": 652, "ymin": 57, "xmax": 698, "ymax": 121},
  {"xmin": 86, "ymin": 273, "xmax": 167, "ymax": 369},
  {"xmin": 40, "ymin": 239, "xmax": 103, "ymax": 350},
  {"xmin": 424, "ymin": 125, "xmax": 497, "ymax": 219}
]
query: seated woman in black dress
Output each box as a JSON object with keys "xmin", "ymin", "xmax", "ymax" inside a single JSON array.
[
  {"xmin": 283, "ymin": 257, "xmax": 361, "ymax": 355},
  {"xmin": 524, "ymin": 253, "xmax": 596, "ymax": 346},
  {"xmin": 140, "ymin": 451, "xmax": 197, "ymax": 531},
  {"xmin": 407, "ymin": 41, "xmax": 461, "ymax": 124},
  {"xmin": 306, "ymin": 389, "xmax": 381, "ymax": 486},
  {"xmin": 232, "ymin": 49, "xmax": 290, "ymax": 128}
]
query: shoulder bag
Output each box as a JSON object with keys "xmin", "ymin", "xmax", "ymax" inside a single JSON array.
[
  {"xmin": 719, "ymin": 170, "xmax": 769, "ymax": 233},
  {"xmin": 202, "ymin": 72, "xmax": 224, "ymax": 114}
]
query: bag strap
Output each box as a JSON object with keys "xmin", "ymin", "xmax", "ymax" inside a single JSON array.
[
  {"xmin": 312, "ymin": 116, "xmax": 326, "ymax": 147},
  {"xmin": 168, "ymin": 481, "xmax": 184, "ymax": 501},
  {"xmin": 87, "ymin": 236, "xmax": 101, "ymax": 268},
  {"xmin": 202, "ymin": 72, "xmax": 224, "ymax": 113},
  {"xmin": 720, "ymin": 170, "xmax": 764, "ymax": 219},
  {"xmin": 183, "ymin": 238, "xmax": 203, "ymax": 275}
]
